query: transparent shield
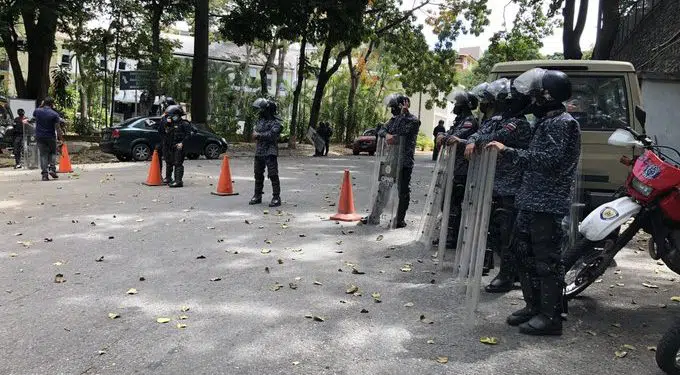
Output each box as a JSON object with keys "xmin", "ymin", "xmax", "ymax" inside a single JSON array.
[
  {"xmin": 366, "ymin": 136, "xmax": 403, "ymax": 227},
  {"xmin": 305, "ymin": 127, "xmax": 325, "ymax": 154},
  {"xmin": 569, "ymin": 156, "xmax": 585, "ymax": 248},
  {"xmin": 437, "ymin": 143, "xmax": 458, "ymax": 259},
  {"xmin": 416, "ymin": 144, "xmax": 453, "ymax": 247},
  {"xmin": 23, "ymin": 122, "xmax": 39, "ymax": 169}
]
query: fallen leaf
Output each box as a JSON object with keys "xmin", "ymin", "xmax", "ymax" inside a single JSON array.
[
  {"xmin": 261, "ymin": 249, "xmax": 271, "ymax": 254},
  {"xmin": 436, "ymin": 356, "xmax": 448, "ymax": 364},
  {"xmin": 176, "ymin": 323, "xmax": 187, "ymax": 329},
  {"xmin": 585, "ymin": 330, "xmax": 597, "ymax": 336},
  {"xmin": 352, "ymin": 268, "xmax": 365, "ymax": 275},
  {"xmin": 360, "ymin": 309, "xmax": 369, "ymax": 313},
  {"xmin": 54, "ymin": 274, "xmax": 66, "ymax": 283},
  {"xmin": 336, "ymin": 240, "xmax": 343, "ymax": 245},
  {"xmin": 98, "ymin": 350, "xmax": 107, "ymax": 356},
  {"xmin": 53, "ymin": 261, "xmax": 63, "ymax": 266},
  {"xmin": 642, "ymin": 282, "xmax": 659, "ymax": 289},
  {"xmin": 44, "ymin": 238, "xmax": 53, "ymax": 243},
  {"xmin": 281, "ymin": 224, "xmax": 288, "ymax": 229},
  {"xmin": 427, "ymin": 339, "xmax": 435, "ymax": 344},
  {"xmin": 108, "ymin": 313, "xmax": 120, "ymax": 319},
  {"xmin": 136, "ymin": 219, "xmax": 144, "ymax": 222},
  {"xmin": 108, "ymin": 236, "xmax": 115, "ymax": 240},
  {"xmin": 614, "ymin": 350, "xmax": 628, "ymax": 358},
  {"xmin": 401, "ymin": 264, "xmax": 413, "ymax": 272},
  {"xmin": 647, "ymin": 346, "xmax": 657, "ymax": 352},
  {"xmin": 156, "ymin": 317, "xmax": 171, "ymax": 324},
  {"xmin": 372, "ymin": 292, "xmax": 382, "ymax": 303},
  {"xmin": 420, "ymin": 315, "xmax": 434, "ymax": 324},
  {"xmin": 480, "ymin": 337, "xmax": 499, "ymax": 345},
  {"xmin": 299, "ymin": 234, "xmax": 306, "ymax": 238},
  {"xmin": 404, "ymin": 302, "xmax": 414, "ymax": 308},
  {"xmin": 312, "ymin": 316, "xmax": 325, "ymax": 322},
  {"xmin": 265, "ymin": 239, "xmax": 272, "ymax": 245},
  {"xmin": 270, "ymin": 283, "xmax": 284, "ymax": 291},
  {"xmin": 126, "ymin": 288, "xmax": 138, "ymax": 295},
  {"xmin": 14, "ymin": 232, "xmax": 22, "ymax": 236},
  {"xmin": 671, "ymin": 296, "xmax": 680, "ymax": 303},
  {"xmin": 179, "ymin": 315, "xmax": 188, "ymax": 320},
  {"xmin": 207, "ymin": 226, "xmax": 216, "ymax": 230},
  {"xmin": 196, "ymin": 255, "xmax": 206, "ymax": 259},
  {"xmin": 139, "ymin": 277, "xmax": 146, "ymax": 281},
  {"xmin": 210, "ymin": 277, "xmax": 222, "ymax": 282},
  {"xmin": 376, "ymin": 235, "xmax": 384, "ymax": 241},
  {"xmin": 292, "ymin": 361, "xmax": 300, "ymax": 366},
  {"xmin": 265, "ymin": 267, "xmax": 270, "ymax": 273},
  {"xmin": 263, "ymin": 210, "xmax": 269, "ymax": 215},
  {"xmin": 313, "ymin": 281, "xmax": 323, "ymax": 286},
  {"xmin": 611, "ymin": 323, "xmax": 622, "ymax": 328},
  {"xmin": 245, "ymin": 220, "xmax": 252, "ymax": 224},
  {"xmin": 277, "ymin": 259, "xmax": 284, "ymax": 265},
  {"xmin": 623, "ymin": 344, "xmax": 636, "ymax": 350},
  {"xmin": 9, "ymin": 253, "xmax": 18, "ymax": 258},
  {"xmin": 346, "ymin": 285, "xmax": 359, "ymax": 294},
  {"xmin": 289, "ymin": 283, "xmax": 298, "ymax": 290},
  {"xmin": 181, "ymin": 306, "xmax": 190, "ymax": 312}
]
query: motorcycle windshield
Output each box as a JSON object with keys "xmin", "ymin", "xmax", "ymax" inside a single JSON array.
[{"xmin": 632, "ymin": 150, "xmax": 680, "ymax": 194}]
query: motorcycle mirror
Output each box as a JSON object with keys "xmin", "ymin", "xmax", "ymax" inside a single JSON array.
[{"xmin": 635, "ymin": 105, "xmax": 647, "ymax": 130}]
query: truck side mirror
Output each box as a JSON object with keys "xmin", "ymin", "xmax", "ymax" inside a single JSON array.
[{"xmin": 635, "ymin": 105, "xmax": 646, "ymax": 129}]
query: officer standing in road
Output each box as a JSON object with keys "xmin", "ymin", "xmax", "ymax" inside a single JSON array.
[
  {"xmin": 318, "ymin": 121, "xmax": 333, "ymax": 156},
  {"xmin": 33, "ymin": 97, "xmax": 64, "ymax": 181},
  {"xmin": 249, "ymin": 98, "xmax": 283, "ymax": 208},
  {"xmin": 436, "ymin": 91, "xmax": 479, "ymax": 249},
  {"xmin": 432, "ymin": 120, "xmax": 446, "ymax": 161},
  {"xmin": 465, "ymin": 78, "xmax": 532, "ymax": 293},
  {"xmin": 487, "ymin": 69, "xmax": 580, "ymax": 336},
  {"xmin": 163, "ymin": 105, "xmax": 194, "ymax": 188},
  {"xmin": 157, "ymin": 97, "xmax": 176, "ymax": 184},
  {"xmin": 382, "ymin": 94, "xmax": 421, "ymax": 228},
  {"xmin": 12, "ymin": 109, "xmax": 27, "ymax": 169}
]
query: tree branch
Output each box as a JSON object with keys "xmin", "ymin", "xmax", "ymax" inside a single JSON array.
[
  {"xmin": 328, "ymin": 46, "xmax": 352, "ymax": 77},
  {"xmin": 574, "ymin": 0, "xmax": 589, "ymax": 35},
  {"xmin": 376, "ymin": 0, "xmax": 430, "ymax": 35}
]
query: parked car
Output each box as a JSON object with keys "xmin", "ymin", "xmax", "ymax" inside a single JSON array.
[
  {"xmin": 100, "ymin": 117, "xmax": 228, "ymax": 162},
  {"xmin": 352, "ymin": 128, "xmax": 377, "ymax": 155}
]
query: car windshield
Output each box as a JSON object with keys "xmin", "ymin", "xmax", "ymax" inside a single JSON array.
[
  {"xmin": 363, "ymin": 129, "xmax": 376, "ymax": 136},
  {"xmin": 193, "ymin": 122, "xmax": 216, "ymax": 133},
  {"xmin": 116, "ymin": 117, "xmax": 144, "ymax": 128}
]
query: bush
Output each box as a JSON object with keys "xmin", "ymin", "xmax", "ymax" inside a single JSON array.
[{"xmin": 416, "ymin": 132, "xmax": 434, "ymax": 151}]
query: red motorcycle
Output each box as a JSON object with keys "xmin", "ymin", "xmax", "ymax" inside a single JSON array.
[{"xmin": 563, "ymin": 106, "xmax": 680, "ymax": 298}]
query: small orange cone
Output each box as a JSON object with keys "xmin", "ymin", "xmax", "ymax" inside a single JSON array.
[
  {"xmin": 57, "ymin": 143, "xmax": 73, "ymax": 173},
  {"xmin": 142, "ymin": 150, "xmax": 163, "ymax": 186},
  {"xmin": 330, "ymin": 170, "xmax": 362, "ymax": 222},
  {"xmin": 211, "ymin": 155, "xmax": 239, "ymax": 196}
]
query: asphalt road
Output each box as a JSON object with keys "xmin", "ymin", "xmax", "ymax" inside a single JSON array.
[{"xmin": 0, "ymin": 153, "xmax": 678, "ymax": 375}]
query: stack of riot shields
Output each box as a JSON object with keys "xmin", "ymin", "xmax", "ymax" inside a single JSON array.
[
  {"xmin": 366, "ymin": 136, "xmax": 404, "ymax": 229},
  {"xmin": 306, "ymin": 127, "xmax": 326, "ymax": 155},
  {"xmin": 438, "ymin": 148, "xmax": 498, "ymax": 324},
  {"xmin": 416, "ymin": 144, "xmax": 456, "ymax": 247}
]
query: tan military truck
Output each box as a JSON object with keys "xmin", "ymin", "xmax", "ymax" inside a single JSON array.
[{"xmin": 490, "ymin": 60, "xmax": 643, "ymax": 213}]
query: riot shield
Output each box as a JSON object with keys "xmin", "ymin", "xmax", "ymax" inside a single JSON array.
[
  {"xmin": 22, "ymin": 121, "xmax": 39, "ymax": 169},
  {"xmin": 435, "ymin": 143, "xmax": 458, "ymax": 256},
  {"xmin": 366, "ymin": 136, "xmax": 404, "ymax": 228},
  {"xmin": 305, "ymin": 127, "xmax": 325, "ymax": 155},
  {"xmin": 416, "ymin": 144, "xmax": 454, "ymax": 247},
  {"xmin": 569, "ymin": 157, "xmax": 585, "ymax": 248},
  {"xmin": 439, "ymin": 148, "xmax": 498, "ymax": 325}
]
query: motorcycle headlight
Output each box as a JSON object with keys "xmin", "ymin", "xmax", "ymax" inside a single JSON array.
[{"xmin": 632, "ymin": 177, "xmax": 653, "ymax": 197}]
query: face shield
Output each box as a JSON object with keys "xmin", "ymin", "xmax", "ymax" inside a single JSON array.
[
  {"xmin": 512, "ymin": 68, "xmax": 547, "ymax": 97},
  {"xmin": 487, "ymin": 78, "xmax": 511, "ymax": 101}
]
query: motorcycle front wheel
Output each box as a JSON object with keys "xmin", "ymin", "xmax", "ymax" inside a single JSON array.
[
  {"xmin": 657, "ymin": 322, "xmax": 680, "ymax": 374},
  {"xmin": 563, "ymin": 238, "xmax": 613, "ymax": 299}
]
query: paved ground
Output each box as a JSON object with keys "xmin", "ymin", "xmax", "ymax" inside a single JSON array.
[{"xmin": 0, "ymin": 153, "xmax": 678, "ymax": 375}]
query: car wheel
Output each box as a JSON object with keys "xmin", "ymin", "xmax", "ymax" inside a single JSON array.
[
  {"xmin": 204, "ymin": 143, "xmax": 221, "ymax": 160},
  {"xmin": 131, "ymin": 143, "xmax": 151, "ymax": 161},
  {"xmin": 186, "ymin": 153, "xmax": 200, "ymax": 160},
  {"xmin": 115, "ymin": 154, "xmax": 132, "ymax": 162}
]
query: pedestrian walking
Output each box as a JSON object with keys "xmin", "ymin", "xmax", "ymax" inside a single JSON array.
[
  {"xmin": 12, "ymin": 109, "xmax": 27, "ymax": 169},
  {"xmin": 33, "ymin": 97, "xmax": 63, "ymax": 181}
]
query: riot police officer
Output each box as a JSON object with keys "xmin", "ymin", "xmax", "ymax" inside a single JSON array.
[
  {"xmin": 163, "ymin": 105, "xmax": 193, "ymax": 188},
  {"xmin": 436, "ymin": 91, "xmax": 479, "ymax": 249},
  {"xmin": 466, "ymin": 78, "xmax": 533, "ymax": 293},
  {"xmin": 249, "ymin": 98, "xmax": 283, "ymax": 208},
  {"xmin": 12, "ymin": 109, "xmax": 27, "ymax": 169},
  {"xmin": 487, "ymin": 69, "xmax": 581, "ymax": 336},
  {"xmin": 158, "ymin": 97, "xmax": 177, "ymax": 184}
]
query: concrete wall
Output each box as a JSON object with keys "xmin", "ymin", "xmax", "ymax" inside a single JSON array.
[
  {"xmin": 410, "ymin": 92, "xmax": 454, "ymax": 142},
  {"xmin": 640, "ymin": 78, "xmax": 680, "ymax": 152}
]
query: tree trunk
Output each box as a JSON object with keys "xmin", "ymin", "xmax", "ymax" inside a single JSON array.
[
  {"xmin": 346, "ymin": 55, "xmax": 359, "ymax": 145},
  {"xmin": 0, "ymin": 22, "xmax": 27, "ymax": 98},
  {"xmin": 110, "ymin": 23, "xmax": 121, "ymax": 128},
  {"xmin": 562, "ymin": 0, "xmax": 589, "ymax": 59},
  {"xmin": 192, "ymin": 0, "xmax": 210, "ymax": 124},
  {"xmin": 288, "ymin": 36, "xmax": 307, "ymax": 149},
  {"xmin": 308, "ymin": 42, "xmax": 350, "ymax": 133},
  {"xmin": 240, "ymin": 44, "xmax": 252, "ymax": 142},
  {"xmin": 77, "ymin": 56, "xmax": 89, "ymax": 120},
  {"xmin": 22, "ymin": 5, "xmax": 58, "ymax": 101},
  {"xmin": 148, "ymin": 6, "xmax": 162, "ymax": 113},
  {"xmin": 274, "ymin": 42, "xmax": 288, "ymax": 100},
  {"xmin": 259, "ymin": 42, "xmax": 278, "ymax": 97},
  {"xmin": 592, "ymin": 0, "xmax": 620, "ymax": 60}
]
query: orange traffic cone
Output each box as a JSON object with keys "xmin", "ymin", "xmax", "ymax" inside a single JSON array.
[
  {"xmin": 142, "ymin": 150, "xmax": 163, "ymax": 186},
  {"xmin": 211, "ymin": 155, "xmax": 239, "ymax": 196},
  {"xmin": 330, "ymin": 170, "xmax": 362, "ymax": 222},
  {"xmin": 57, "ymin": 143, "xmax": 73, "ymax": 173}
]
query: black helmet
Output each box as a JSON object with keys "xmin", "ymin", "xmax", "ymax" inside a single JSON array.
[
  {"xmin": 383, "ymin": 93, "xmax": 409, "ymax": 108},
  {"xmin": 252, "ymin": 98, "xmax": 277, "ymax": 116},
  {"xmin": 513, "ymin": 68, "xmax": 572, "ymax": 103},
  {"xmin": 164, "ymin": 96, "xmax": 177, "ymax": 106},
  {"xmin": 471, "ymin": 82, "xmax": 494, "ymax": 104},
  {"xmin": 17, "ymin": 109, "xmax": 24, "ymax": 116},
  {"xmin": 542, "ymin": 70, "xmax": 572, "ymax": 103},
  {"xmin": 487, "ymin": 78, "xmax": 512, "ymax": 102},
  {"xmin": 165, "ymin": 105, "xmax": 185, "ymax": 122}
]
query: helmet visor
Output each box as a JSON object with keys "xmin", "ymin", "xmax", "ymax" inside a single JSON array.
[
  {"xmin": 487, "ymin": 78, "xmax": 511, "ymax": 99},
  {"xmin": 446, "ymin": 90, "xmax": 469, "ymax": 105},
  {"xmin": 470, "ymin": 82, "xmax": 490, "ymax": 101},
  {"xmin": 252, "ymin": 98, "xmax": 268, "ymax": 109},
  {"xmin": 513, "ymin": 68, "xmax": 546, "ymax": 96},
  {"xmin": 383, "ymin": 93, "xmax": 399, "ymax": 107}
]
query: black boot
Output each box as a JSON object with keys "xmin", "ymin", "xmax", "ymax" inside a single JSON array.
[
  {"xmin": 269, "ymin": 175, "xmax": 281, "ymax": 207},
  {"xmin": 250, "ymin": 178, "xmax": 264, "ymax": 205},
  {"xmin": 483, "ymin": 249, "xmax": 494, "ymax": 276},
  {"xmin": 42, "ymin": 173, "xmax": 49, "ymax": 181},
  {"xmin": 486, "ymin": 246, "xmax": 518, "ymax": 293},
  {"xmin": 163, "ymin": 167, "xmax": 173, "ymax": 185},
  {"xmin": 507, "ymin": 273, "xmax": 540, "ymax": 326},
  {"xmin": 49, "ymin": 167, "xmax": 59, "ymax": 179},
  {"xmin": 519, "ymin": 277, "xmax": 563, "ymax": 336},
  {"xmin": 169, "ymin": 166, "xmax": 183, "ymax": 188}
]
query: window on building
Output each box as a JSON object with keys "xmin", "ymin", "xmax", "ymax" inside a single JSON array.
[
  {"xmin": 100, "ymin": 59, "xmax": 107, "ymax": 69},
  {"xmin": 118, "ymin": 61, "xmax": 127, "ymax": 71},
  {"xmin": 61, "ymin": 54, "xmax": 71, "ymax": 66}
]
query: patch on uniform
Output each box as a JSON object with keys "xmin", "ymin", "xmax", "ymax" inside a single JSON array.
[
  {"xmin": 600, "ymin": 207, "xmax": 619, "ymax": 221},
  {"xmin": 503, "ymin": 122, "xmax": 517, "ymax": 131},
  {"xmin": 463, "ymin": 121, "xmax": 473, "ymax": 128}
]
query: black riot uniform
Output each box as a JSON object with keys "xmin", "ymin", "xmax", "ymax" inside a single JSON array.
[
  {"xmin": 163, "ymin": 105, "xmax": 194, "ymax": 188},
  {"xmin": 249, "ymin": 98, "xmax": 283, "ymax": 208},
  {"xmin": 467, "ymin": 79, "xmax": 533, "ymax": 293},
  {"xmin": 432, "ymin": 120, "xmax": 446, "ymax": 161},
  {"xmin": 157, "ymin": 97, "xmax": 177, "ymax": 184},
  {"xmin": 439, "ymin": 91, "xmax": 478, "ymax": 248},
  {"xmin": 494, "ymin": 69, "xmax": 581, "ymax": 336},
  {"xmin": 382, "ymin": 94, "xmax": 420, "ymax": 228},
  {"xmin": 12, "ymin": 110, "xmax": 26, "ymax": 168}
]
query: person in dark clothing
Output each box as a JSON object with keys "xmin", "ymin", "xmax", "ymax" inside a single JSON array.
[
  {"xmin": 465, "ymin": 78, "xmax": 533, "ymax": 293},
  {"xmin": 381, "ymin": 94, "xmax": 421, "ymax": 228},
  {"xmin": 487, "ymin": 69, "xmax": 581, "ymax": 336},
  {"xmin": 157, "ymin": 97, "xmax": 177, "ymax": 184},
  {"xmin": 250, "ymin": 98, "xmax": 283, "ymax": 208},
  {"xmin": 163, "ymin": 105, "xmax": 194, "ymax": 188},
  {"xmin": 436, "ymin": 91, "xmax": 479, "ymax": 249},
  {"xmin": 12, "ymin": 109, "xmax": 27, "ymax": 169},
  {"xmin": 432, "ymin": 120, "xmax": 446, "ymax": 161},
  {"xmin": 33, "ymin": 97, "xmax": 64, "ymax": 181},
  {"xmin": 318, "ymin": 122, "xmax": 333, "ymax": 156}
]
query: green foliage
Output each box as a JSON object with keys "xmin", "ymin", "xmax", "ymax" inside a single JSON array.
[
  {"xmin": 416, "ymin": 132, "xmax": 434, "ymax": 151},
  {"xmin": 51, "ymin": 67, "xmax": 74, "ymax": 109}
]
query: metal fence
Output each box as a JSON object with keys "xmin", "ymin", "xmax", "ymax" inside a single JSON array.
[{"xmin": 614, "ymin": 0, "xmax": 664, "ymax": 52}]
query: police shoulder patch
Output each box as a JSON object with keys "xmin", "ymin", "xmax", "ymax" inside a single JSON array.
[
  {"xmin": 463, "ymin": 121, "xmax": 473, "ymax": 128},
  {"xmin": 503, "ymin": 122, "xmax": 517, "ymax": 131}
]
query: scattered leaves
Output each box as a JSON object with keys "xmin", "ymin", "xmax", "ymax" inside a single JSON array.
[
  {"xmin": 336, "ymin": 240, "xmax": 343, "ymax": 245},
  {"xmin": 346, "ymin": 285, "xmax": 359, "ymax": 294},
  {"xmin": 264, "ymin": 239, "xmax": 272, "ymax": 245},
  {"xmin": 436, "ymin": 356, "xmax": 448, "ymax": 364},
  {"xmin": 271, "ymin": 283, "xmax": 284, "ymax": 291},
  {"xmin": 420, "ymin": 315, "xmax": 434, "ymax": 324},
  {"xmin": 176, "ymin": 323, "xmax": 187, "ymax": 329},
  {"xmin": 179, "ymin": 315, "xmax": 188, "ymax": 320},
  {"xmin": 126, "ymin": 288, "xmax": 138, "ymax": 295},
  {"xmin": 261, "ymin": 249, "xmax": 271, "ymax": 254},
  {"xmin": 404, "ymin": 302, "xmax": 414, "ymax": 308},
  {"xmin": 313, "ymin": 281, "xmax": 323, "ymax": 286},
  {"xmin": 108, "ymin": 313, "xmax": 120, "ymax": 320},
  {"xmin": 376, "ymin": 235, "xmax": 384, "ymax": 241},
  {"xmin": 371, "ymin": 292, "xmax": 382, "ymax": 303},
  {"xmin": 642, "ymin": 282, "xmax": 659, "ymax": 289},
  {"xmin": 401, "ymin": 264, "xmax": 413, "ymax": 272},
  {"xmin": 480, "ymin": 337, "xmax": 499, "ymax": 345},
  {"xmin": 54, "ymin": 274, "xmax": 66, "ymax": 283},
  {"xmin": 360, "ymin": 309, "xmax": 369, "ymax": 313},
  {"xmin": 181, "ymin": 306, "xmax": 190, "ymax": 312},
  {"xmin": 210, "ymin": 277, "xmax": 222, "ymax": 282},
  {"xmin": 289, "ymin": 283, "xmax": 298, "ymax": 290},
  {"xmin": 156, "ymin": 317, "xmax": 171, "ymax": 324},
  {"xmin": 614, "ymin": 351, "xmax": 628, "ymax": 359}
]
